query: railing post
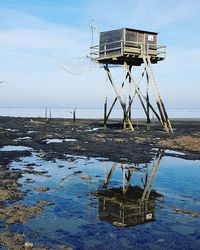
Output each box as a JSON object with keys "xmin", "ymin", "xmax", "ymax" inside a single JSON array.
[{"xmin": 104, "ymin": 44, "xmax": 106, "ymax": 58}]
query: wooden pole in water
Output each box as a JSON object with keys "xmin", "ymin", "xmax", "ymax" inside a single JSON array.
[
  {"xmin": 45, "ymin": 108, "xmax": 47, "ymax": 119},
  {"xmin": 73, "ymin": 109, "xmax": 76, "ymax": 124},
  {"xmin": 104, "ymin": 161, "xmax": 108, "ymax": 185},
  {"xmin": 49, "ymin": 109, "xmax": 52, "ymax": 119}
]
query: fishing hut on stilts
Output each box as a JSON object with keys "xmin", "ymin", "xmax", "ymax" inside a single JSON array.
[{"xmin": 90, "ymin": 28, "xmax": 173, "ymax": 133}]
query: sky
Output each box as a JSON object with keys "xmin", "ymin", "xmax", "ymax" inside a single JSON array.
[{"xmin": 0, "ymin": 0, "xmax": 200, "ymax": 108}]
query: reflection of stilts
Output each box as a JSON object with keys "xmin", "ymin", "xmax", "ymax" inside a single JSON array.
[
  {"xmin": 96, "ymin": 150, "xmax": 164, "ymax": 227},
  {"xmin": 104, "ymin": 161, "xmax": 117, "ymax": 187},
  {"xmin": 141, "ymin": 151, "xmax": 164, "ymax": 201},
  {"xmin": 122, "ymin": 164, "xmax": 135, "ymax": 194},
  {"xmin": 103, "ymin": 150, "xmax": 164, "ymax": 196}
]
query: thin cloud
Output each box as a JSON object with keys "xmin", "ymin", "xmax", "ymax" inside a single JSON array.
[
  {"xmin": 85, "ymin": 0, "xmax": 200, "ymax": 30},
  {"xmin": 0, "ymin": 0, "xmax": 199, "ymax": 108}
]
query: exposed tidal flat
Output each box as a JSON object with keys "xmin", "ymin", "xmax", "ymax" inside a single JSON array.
[{"xmin": 0, "ymin": 116, "xmax": 200, "ymax": 249}]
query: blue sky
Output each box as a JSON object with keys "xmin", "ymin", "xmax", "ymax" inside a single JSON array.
[{"xmin": 0, "ymin": 0, "xmax": 200, "ymax": 108}]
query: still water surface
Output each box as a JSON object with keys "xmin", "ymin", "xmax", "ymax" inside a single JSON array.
[
  {"xmin": 3, "ymin": 150, "xmax": 200, "ymax": 249},
  {"xmin": 0, "ymin": 107, "xmax": 200, "ymax": 119}
]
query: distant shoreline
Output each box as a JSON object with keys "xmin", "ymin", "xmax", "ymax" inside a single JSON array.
[
  {"xmin": 0, "ymin": 107, "xmax": 199, "ymax": 120},
  {"xmin": 0, "ymin": 115, "xmax": 200, "ymax": 122}
]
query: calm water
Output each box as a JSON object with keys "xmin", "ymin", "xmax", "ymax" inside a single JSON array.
[
  {"xmin": 2, "ymin": 148, "xmax": 200, "ymax": 249},
  {"xmin": 0, "ymin": 107, "xmax": 200, "ymax": 119}
]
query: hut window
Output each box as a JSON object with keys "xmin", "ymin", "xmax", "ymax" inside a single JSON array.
[{"xmin": 148, "ymin": 35, "xmax": 154, "ymax": 41}]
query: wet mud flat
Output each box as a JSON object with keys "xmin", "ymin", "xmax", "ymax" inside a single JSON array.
[
  {"xmin": 0, "ymin": 116, "xmax": 200, "ymax": 163},
  {"xmin": 0, "ymin": 116, "xmax": 200, "ymax": 249}
]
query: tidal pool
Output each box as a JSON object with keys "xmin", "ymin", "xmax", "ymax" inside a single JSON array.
[
  {"xmin": 0, "ymin": 145, "xmax": 33, "ymax": 151},
  {"xmin": 2, "ymin": 151, "xmax": 200, "ymax": 249}
]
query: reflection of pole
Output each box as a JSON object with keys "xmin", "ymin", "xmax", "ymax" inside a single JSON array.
[
  {"xmin": 104, "ymin": 161, "xmax": 108, "ymax": 185},
  {"xmin": 122, "ymin": 203, "xmax": 125, "ymax": 225},
  {"xmin": 122, "ymin": 164, "xmax": 126, "ymax": 194},
  {"xmin": 103, "ymin": 150, "xmax": 163, "ymax": 197},
  {"xmin": 145, "ymin": 163, "xmax": 148, "ymax": 186},
  {"xmin": 123, "ymin": 166, "xmax": 135, "ymax": 194},
  {"xmin": 104, "ymin": 162, "xmax": 117, "ymax": 187},
  {"xmin": 140, "ymin": 163, "xmax": 148, "ymax": 187},
  {"xmin": 145, "ymin": 153, "xmax": 162, "ymax": 199},
  {"xmin": 141, "ymin": 150, "xmax": 163, "ymax": 201}
]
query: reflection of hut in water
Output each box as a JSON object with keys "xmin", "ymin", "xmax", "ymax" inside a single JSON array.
[
  {"xmin": 92, "ymin": 150, "xmax": 164, "ymax": 227},
  {"xmin": 96, "ymin": 186, "xmax": 162, "ymax": 227}
]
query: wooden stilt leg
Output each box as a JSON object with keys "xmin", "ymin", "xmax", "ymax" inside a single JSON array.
[
  {"xmin": 146, "ymin": 73, "xmax": 150, "ymax": 128},
  {"xmin": 105, "ymin": 72, "xmax": 129, "ymax": 123},
  {"xmin": 143, "ymin": 56, "xmax": 173, "ymax": 133},
  {"xmin": 104, "ymin": 65, "xmax": 134, "ymax": 131},
  {"xmin": 128, "ymin": 65, "xmax": 132, "ymax": 120},
  {"xmin": 104, "ymin": 66, "xmax": 108, "ymax": 127},
  {"xmin": 123, "ymin": 63, "xmax": 127, "ymax": 129}
]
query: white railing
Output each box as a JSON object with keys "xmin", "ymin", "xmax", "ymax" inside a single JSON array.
[{"xmin": 90, "ymin": 40, "xmax": 166, "ymax": 60}]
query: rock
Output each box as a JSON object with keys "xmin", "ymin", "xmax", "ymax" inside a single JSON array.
[
  {"xmin": 80, "ymin": 175, "xmax": 91, "ymax": 180},
  {"xmin": 36, "ymin": 200, "xmax": 55, "ymax": 206},
  {"xmin": 173, "ymin": 207, "xmax": 200, "ymax": 217},
  {"xmin": 25, "ymin": 178, "xmax": 36, "ymax": 183},
  {"xmin": 24, "ymin": 242, "xmax": 34, "ymax": 248},
  {"xmin": 34, "ymin": 186, "xmax": 49, "ymax": 192},
  {"xmin": 0, "ymin": 188, "xmax": 23, "ymax": 201},
  {"xmin": 25, "ymin": 166, "xmax": 35, "ymax": 170},
  {"xmin": 0, "ymin": 189, "xmax": 13, "ymax": 201},
  {"xmin": 59, "ymin": 246, "xmax": 73, "ymax": 250},
  {"xmin": 112, "ymin": 221, "xmax": 126, "ymax": 227},
  {"xmin": 0, "ymin": 204, "xmax": 43, "ymax": 224},
  {"xmin": 73, "ymin": 171, "xmax": 82, "ymax": 174},
  {"xmin": 0, "ymin": 231, "xmax": 25, "ymax": 249}
]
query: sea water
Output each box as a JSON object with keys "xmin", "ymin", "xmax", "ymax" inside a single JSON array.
[
  {"xmin": 0, "ymin": 107, "xmax": 200, "ymax": 119},
  {"xmin": 3, "ymin": 150, "xmax": 200, "ymax": 249}
]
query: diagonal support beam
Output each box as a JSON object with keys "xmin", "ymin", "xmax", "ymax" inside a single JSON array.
[
  {"xmin": 124, "ymin": 62, "xmax": 162, "ymax": 124},
  {"xmin": 143, "ymin": 56, "xmax": 173, "ymax": 133},
  {"xmin": 104, "ymin": 65, "xmax": 134, "ymax": 131},
  {"xmin": 105, "ymin": 72, "xmax": 129, "ymax": 123},
  {"xmin": 141, "ymin": 150, "xmax": 164, "ymax": 201}
]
